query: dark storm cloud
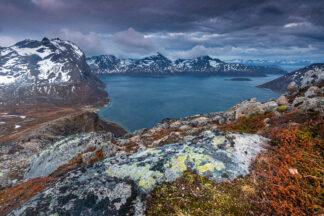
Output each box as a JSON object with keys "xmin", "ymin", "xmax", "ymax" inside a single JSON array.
[
  {"xmin": 113, "ymin": 28, "xmax": 156, "ymax": 54},
  {"xmin": 0, "ymin": 0, "xmax": 323, "ymax": 60}
]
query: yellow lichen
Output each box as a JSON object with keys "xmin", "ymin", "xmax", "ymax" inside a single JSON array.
[
  {"xmin": 106, "ymin": 163, "xmax": 163, "ymax": 190},
  {"xmin": 212, "ymin": 136, "xmax": 226, "ymax": 148},
  {"xmin": 197, "ymin": 161, "xmax": 225, "ymax": 173},
  {"xmin": 169, "ymin": 155, "xmax": 188, "ymax": 173},
  {"xmin": 226, "ymin": 148, "xmax": 233, "ymax": 153}
]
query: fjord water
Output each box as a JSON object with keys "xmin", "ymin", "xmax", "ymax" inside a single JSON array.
[{"xmin": 98, "ymin": 75, "xmax": 281, "ymax": 132}]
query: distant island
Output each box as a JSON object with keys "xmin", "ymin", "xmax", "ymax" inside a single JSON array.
[{"xmin": 225, "ymin": 78, "xmax": 252, "ymax": 81}]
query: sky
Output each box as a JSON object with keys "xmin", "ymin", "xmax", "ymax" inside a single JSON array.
[{"xmin": 0, "ymin": 0, "xmax": 323, "ymax": 62}]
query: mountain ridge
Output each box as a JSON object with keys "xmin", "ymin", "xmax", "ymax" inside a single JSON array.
[
  {"xmin": 258, "ymin": 63, "xmax": 324, "ymax": 92},
  {"xmin": 86, "ymin": 53, "xmax": 287, "ymax": 77}
]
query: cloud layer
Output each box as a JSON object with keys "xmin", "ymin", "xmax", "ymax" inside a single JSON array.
[
  {"xmin": 113, "ymin": 28, "xmax": 156, "ymax": 54},
  {"xmin": 0, "ymin": 0, "xmax": 323, "ymax": 61}
]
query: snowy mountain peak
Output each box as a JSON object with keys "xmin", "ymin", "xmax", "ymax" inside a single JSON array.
[
  {"xmin": 0, "ymin": 38, "xmax": 86, "ymax": 86},
  {"xmin": 0, "ymin": 38, "xmax": 108, "ymax": 105}
]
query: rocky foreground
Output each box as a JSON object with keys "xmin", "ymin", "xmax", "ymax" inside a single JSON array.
[{"xmin": 1, "ymin": 82, "xmax": 323, "ymax": 215}]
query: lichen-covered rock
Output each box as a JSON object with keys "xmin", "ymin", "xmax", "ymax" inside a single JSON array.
[
  {"xmin": 11, "ymin": 129, "xmax": 268, "ymax": 215},
  {"xmin": 191, "ymin": 116, "xmax": 209, "ymax": 126},
  {"xmin": 24, "ymin": 132, "xmax": 115, "ymax": 180},
  {"xmin": 304, "ymin": 86, "xmax": 321, "ymax": 98},
  {"xmin": 0, "ymin": 111, "xmax": 128, "ymax": 189},
  {"xmin": 292, "ymin": 97, "xmax": 305, "ymax": 107},
  {"xmin": 299, "ymin": 97, "xmax": 324, "ymax": 112},
  {"xmin": 262, "ymin": 101, "xmax": 278, "ymax": 112},
  {"xmin": 301, "ymin": 67, "xmax": 324, "ymax": 88},
  {"xmin": 291, "ymin": 95, "xmax": 324, "ymax": 113},
  {"xmin": 225, "ymin": 98, "xmax": 275, "ymax": 120},
  {"xmin": 10, "ymin": 173, "xmax": 140, "ymax": 216}
]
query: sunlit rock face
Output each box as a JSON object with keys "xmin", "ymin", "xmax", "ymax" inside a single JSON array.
[
  {"xmin": 24, "ymin": 132, "xmax": 116, "ymax": 180},
  {"xmin": 0, "ymin": 37, "xmax": 108, "ymax": 106},
  {"xmin": 11, "ymin": 129, "xmax": 268, "ymax": 215}
]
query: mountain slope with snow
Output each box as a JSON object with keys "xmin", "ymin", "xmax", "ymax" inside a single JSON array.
[
  {"xmin": 258, "ymin": 63, "xmax": 324, "ymax": 91},
  {"xmin": 87, "ymin": 54, "xmax": 287, "ymax": 76},
  {"xmin": 0, "ymin": 38, "xmax": 108, "ymax": 106}
]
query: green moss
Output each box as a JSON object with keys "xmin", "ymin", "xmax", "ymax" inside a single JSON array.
[
  {"xmin": 277, "ymin": 105, "xmax": 289, "ymax": 112},
  {"xmin": 146, "ymin": 170, "xmax": 257, "ymax": 216}
]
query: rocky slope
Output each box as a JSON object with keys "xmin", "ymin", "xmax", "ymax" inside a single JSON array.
[
  {"xmin": 0, "ymin": 111, "xmax": 127, "ymax": 190},
  {"xmin": 0, "ymin": 38, "xmax": 109, "ymax": 106},
  {"xmin": 1, "ymin": 70, "xmax": 323, "ymax": 215},
  {"xmin": 258, "ymin": 63, "xmax": 324, "ymax": 92},
  {"xmin": 86, "ymin": 54, "xmax": 286, "ymax": 76}
]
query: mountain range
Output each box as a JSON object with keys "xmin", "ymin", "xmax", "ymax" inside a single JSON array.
[
  {"xmin": 86, "ymin": 53, "xmax": 287, "ymax": 77},
  {"xmin": 0, "ymin": 38, "xmax": 109, "ymax": 106},
  {"xmin": 258, "ymin": 63, "xmax": 324, "ymax": 92},
  {"xmin": 226, "ymin": 59, "xmax": 317, "ymax": 72}
]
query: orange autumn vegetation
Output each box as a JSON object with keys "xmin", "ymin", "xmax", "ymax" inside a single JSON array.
[
  {"xmin": 88, "ymin": 149, "xmax": 104, "ymax": 164},
  {"xmin": 0, "ymin": 177, "xmax": 57, "ymax": 216},
  {"xmin": 222, "ymin": 111, "xmax": 324, "ymax": 215},
  {"xmin": 254, "ymin": 117, "xmax": 323, "ymax": 215}
]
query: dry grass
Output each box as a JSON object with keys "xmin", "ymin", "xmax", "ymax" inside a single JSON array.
[{"xmin": 0, "ymin": 177, "xmax": 57, "ymax": 216}]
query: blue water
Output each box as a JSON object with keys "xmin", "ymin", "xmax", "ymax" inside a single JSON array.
[{"xmin": 98, "ymin": 75, "xmax": 281, "ymax": 132}]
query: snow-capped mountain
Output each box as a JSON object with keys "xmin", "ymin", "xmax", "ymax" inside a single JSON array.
[
  {"xmin": 0, "ymin": 38, "xmax": 108, "ymax": 106},
  {"xmin": 258, "ymin": 63, "xmax": 324, "ymax": 91},
  {"xmin": 87, "ymin": 53, "xmax": 286, "ymax": 76}
]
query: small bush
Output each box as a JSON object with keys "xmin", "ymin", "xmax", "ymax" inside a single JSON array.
[
  {"xmin": 277, "ymin": 105, "xmax": 289, "ymax": 112},
  {"xmin": 219, "ymin": 113, "xmax": 274, "ymax": 133}
]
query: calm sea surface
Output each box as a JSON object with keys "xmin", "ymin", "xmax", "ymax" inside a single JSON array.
[{"xmin": 98, "ymin": 75, "xmax": 281, "ymax": 132}]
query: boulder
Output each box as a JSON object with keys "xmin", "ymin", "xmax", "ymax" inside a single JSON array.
[
  {"xmin": 287, "ymin": 81, "xmax": 298, "ymax": 92},
  {"xmin": 191, "ymin": 117, "xmax": 209, "ymax": 127},
  {"xmin": 276, "ymin": 95, "xmax": 289, "ymax": 105},
  {"xmin": 292, "ymin": 97, "xmax": 305, "ymax": 107},
  {"xmin": 304, "ymin": 86, "xmax": 320, "ymax": 98},
  {"xmin": 262, "ymin": 101, "xmax": 278, "ymax": 112},
  {"xmin": 299, "ymin": 97, "xmax": 324, "ymax": 113},
  {"xmin": 227, "ymin": 98, "xmax": 265, "ymax": 120}
]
